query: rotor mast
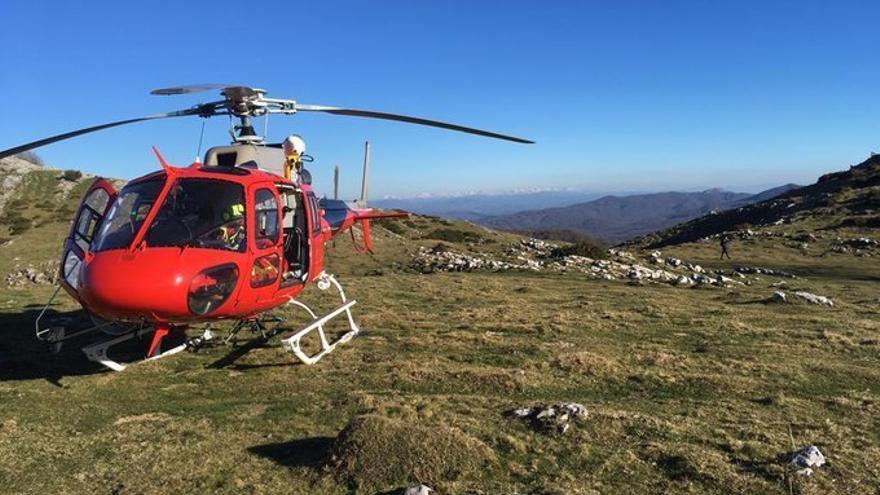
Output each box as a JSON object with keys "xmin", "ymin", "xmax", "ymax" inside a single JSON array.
[{"xmin": 224, "ymin": 87, "xmax": 274, "ymax": 144}]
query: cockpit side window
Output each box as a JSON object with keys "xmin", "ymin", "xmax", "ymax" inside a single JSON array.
[
  {"xmin": 72, "ymin": 187, "xmax": 110, "ymax": 252},
  {"xmin": 93, "ymin": 177, "xmax": 165, "ymax": 252}
]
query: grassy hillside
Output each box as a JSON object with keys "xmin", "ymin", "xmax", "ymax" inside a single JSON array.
[
  {"xmin": 634, "ymin": 154, "xmax": 880, "ymax": 248},
  {"xmin": 0, "ymin": 156, "xmax": 878, "ymax": 494}
]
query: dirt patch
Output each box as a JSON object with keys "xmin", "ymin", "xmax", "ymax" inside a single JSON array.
[
  {"xmin": 113, "ymin": 412, "xmax": 173, "ymax": 426},
  {"xmin": 329, "ymin": 414, "xmax": 495, "ymax": 492},
  {"xmin": 236, "ymin": 404, "xmax": 268, "ymax": 420},
  {"xmin": 553, "ymin": 350, "xmax": 619, "ymax": 375}
]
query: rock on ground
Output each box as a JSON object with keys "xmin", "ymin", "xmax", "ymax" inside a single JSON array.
[
  {"xmin": 794, "ymin": 291, "xmax": 834, "ymax": 307},
  {"xmin": 508, "ymin": 402, "xmax": 588, "ymax": 434},
  {"xmin": 788, "ymin": 445, "xmax": 826, "ymax": 476},
  {"xmin": 400, "ymin": 484, "xmax": 433, "ymax": 495}
]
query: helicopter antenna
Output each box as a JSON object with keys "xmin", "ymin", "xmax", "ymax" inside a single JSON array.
[
  {"xmin": 359, "ymin": 141, "xmax": 370, "ymax": 207},
  {"xmin": 195, "ymin": 119, "xmax": 206, "ymax": 162},
  {"xmin": 334, "ymin": 165, "xmax": 340, "ymax": 200}
]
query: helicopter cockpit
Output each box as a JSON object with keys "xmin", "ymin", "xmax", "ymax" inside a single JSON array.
[
  {"xmin": 145, "ymin": 179, "xmax": 247, "ymax": 252},
  {"xmin": 93, "ymin": 176, "xmax": 249, "ymax": 253}
]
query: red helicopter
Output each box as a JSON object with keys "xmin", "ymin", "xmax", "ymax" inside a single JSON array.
[{"xmin": 0, "ymin": 85, "xmax": 532, "ymax": 371}]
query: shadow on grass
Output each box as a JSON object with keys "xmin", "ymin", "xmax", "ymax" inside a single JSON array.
[
  {"xmin": 223, "ymin": 361, "xmax": 299, "ymax": 371},
  {"xmin": 728, "ymin": 456, "xmax": 784, "ymax": 484},
  {"xmin": 0, "ymin": 307, "xmax": 107, "ymax": 385},
  {"xmin": 728, "ymin": 297, "xmax": 773, "ymax": 305},
  {"xmin": 716, "ymin": 441, "xmax": 784, "ymax": 484},
  {"xmin": 248, "ymin": 436, "xmax": 334, "ymax": 469},
  {"xmin": 205, "ymin": 337, "xmax": 280, "ymax": 369},
  {"xmin": 0, "ymin": 302, "xmax": 303, "ymax": 383}
]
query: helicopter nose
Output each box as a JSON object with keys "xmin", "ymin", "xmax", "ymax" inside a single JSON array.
[{"xmin": 78, "ymin": 249, "xmax": 223, "ymax": 321}]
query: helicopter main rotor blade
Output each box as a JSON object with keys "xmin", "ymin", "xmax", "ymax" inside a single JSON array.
[
  {"xmin": 293, "ymin": 104, "xmax": 534, "ymax": 144},
  {"xmin": 151, "ymin": 84, "xmax": 234, "ymax": 95},
  {"xmin": 0, "ymin": 107, "xmax": 215, "ymax": 160}
]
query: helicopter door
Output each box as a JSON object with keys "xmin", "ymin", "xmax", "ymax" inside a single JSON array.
[
  {"xmin": 304, "ymin": 191, "xmax": 325, "ymax": 281},
  {"xmin": 60, "ymin": 178, "xmax": 117, "ymax": 294},
  {"xmin": 250, "ymin": 187, "xmax": 282, "ymax": 297},
  {"xmin": 278, "ymin": 188, "xmax": 309, "ymax": 287}
]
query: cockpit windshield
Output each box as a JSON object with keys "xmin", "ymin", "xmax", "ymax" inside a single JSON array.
[
  {"xmin": 144, "ymin": 178, "xmax": 246, "ymax": 252},
  {"xmin": 94, "ymin": 177, "xmax": 165, "ymax": 252}
]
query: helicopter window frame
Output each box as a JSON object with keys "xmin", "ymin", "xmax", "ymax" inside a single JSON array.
[
  {"xmin": 73, "ymin": 205, "xmax": 101, "ymax": 252},
  {"xmin": 71, "ymin": 186, "xmax": 111, "ymax": 252},
  {"xmin": 306, "ymin": 192, "xmax": 321, "ymax": 235},
  {"xmin": 253, "ymin": 187, "xmax": 280, "ymax": 249}
]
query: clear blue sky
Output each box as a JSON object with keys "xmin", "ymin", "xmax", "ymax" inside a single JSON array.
[{"xmin": 2, "ymin": 1, "xmax": 879, "ymax": 199}]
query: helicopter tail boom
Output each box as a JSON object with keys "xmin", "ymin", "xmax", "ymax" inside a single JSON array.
[{"xmin": 320, "ymin": 198, "xmax": 408, "ymax": 254}]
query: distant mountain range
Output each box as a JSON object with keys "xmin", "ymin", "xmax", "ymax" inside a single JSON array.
[
  {"xmin": 476, "ymin": 185, "xmax": 800, "ymax": 243},
  {"xmin": 372, "ymin": 191, "xmax": 607, "ymax": 221}
]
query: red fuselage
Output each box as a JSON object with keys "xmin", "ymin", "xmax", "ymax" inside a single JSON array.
[{"xmin": 62, "ymin": 162, "xmax": 334, "ymax": 325}]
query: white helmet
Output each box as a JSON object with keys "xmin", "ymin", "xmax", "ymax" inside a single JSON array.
[{"xmin": 282, "ymin": 134, "xmax": 306, "ymax": 156}]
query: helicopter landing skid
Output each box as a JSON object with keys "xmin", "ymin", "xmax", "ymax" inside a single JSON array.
[
  {"xmin": 279, "ymin": 272, "xmax": 361, "ymax": 365},
  {"xmin": 81, "ymin": 324, "xmax": 188, "ymax": 372},
  {"xmin": 33, "ymin": 286, "xmax": 181, "ymax": 370}
]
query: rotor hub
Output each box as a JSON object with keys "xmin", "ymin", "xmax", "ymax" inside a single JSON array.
[{"xmin": 221, "ymin": 86, "xmax": 269, "ymax": 117}]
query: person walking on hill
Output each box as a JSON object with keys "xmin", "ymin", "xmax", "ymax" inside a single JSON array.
[{"xmin": 720, "ymin": 235, "xmax": 732, "ymax": 260}]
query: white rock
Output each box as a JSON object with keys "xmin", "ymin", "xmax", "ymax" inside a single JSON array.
[
  {"xmin": 508, "ymin": 402, "xmax": 588, "ymax": 434},
  {"xmin": 511, "ymin": 407, "xmax": 532, "ymax": 417},
  {"xmin": 794, "ymin": 291, "xmax": 834, "ymax": 307},
  {"xmin": 402, "ymin": 484, "xmax": 433, "ymax": 495},
  {"xmin": 772, "ymin": 291, "xmax": 787, "ymax": 303},
  {"xmin": 790, "ymin": 445, "xmax": 826, "ymax": 476},
  {"xmin": 666, "ymin": 257, "xmax": 682, "ymax": 267}
]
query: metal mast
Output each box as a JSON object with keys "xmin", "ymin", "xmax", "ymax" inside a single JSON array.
[{"xmin": 359, "ymin": 141, "xmax": 370, "ymax": 207}]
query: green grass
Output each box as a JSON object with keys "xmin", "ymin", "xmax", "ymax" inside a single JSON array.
[{"xmin": 0, "ymin": 199, "xmax": 878, "ymax": 494}]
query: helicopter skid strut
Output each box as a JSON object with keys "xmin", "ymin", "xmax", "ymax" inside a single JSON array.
[
  {"xmin": 279, "ymin": 272, "xmax": 361, "ymax": 365},
  {"xmin": 81, "ymin": 324, "xmax": 188, "ymax": 372},
  {"xmin": 36, "ymin": 286, "xmax": 190, "ymax": 372}
]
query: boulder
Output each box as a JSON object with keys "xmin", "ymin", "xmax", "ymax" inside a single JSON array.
[
  {"xmin": 673, "ymin": 275, "xmax": 692, "ymax": 286},
  {"xmin": 794, "ymin": 291, "xmax": 834, "ymax": 307},
  {"xmin": 508, "ymin": 402, "xmax": 588, "ymax": 434},
  {"xmin": 788, "ymin": 445, "xmax": 826, "ymax": 476},
  {"xmin": 666, "ymin": 257, "xmax": 682, "ymax": 267},
  {"xmin": 401, "ymin": 484, "xmax": 433, "ymax": 495}
]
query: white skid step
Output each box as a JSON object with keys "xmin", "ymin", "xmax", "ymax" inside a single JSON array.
[{"xmin": 281, "ymin": 299, "xmax": 359, "ymax": 365}]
